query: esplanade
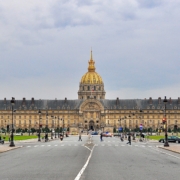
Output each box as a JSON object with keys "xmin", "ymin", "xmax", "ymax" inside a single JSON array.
[{"xmin": 0, "ymin": 52, "xmax": 180, "ymax": 134}]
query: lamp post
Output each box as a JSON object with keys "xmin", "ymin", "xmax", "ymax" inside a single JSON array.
[
  {"xmin": 46, "ymin": 111, "xmax": 49, "ymax": 139},
  {"xmin": 58, "ymin": 117, "xmax": 60, "ymax": 138},
  {"xmin": 38, "ymin": 109, "xmax": 41, "ymax": 142},
  {"xmin": 29, "ymin": 120, "xmax": 31, "ymax": 136},
  {"xmin": 175, "ymin": 120, "xmax": 178, "ymax": 136},
  {"xmin": 163, "ymin": 96, "xmax": 169, "ymax": 147},
  {"xmin": 55, "ymin": 116, "xmax": 57, "ymax": 138},
  {"xmin": 9, "ymin": 97, "xmax": 15, "ymax": 147}
]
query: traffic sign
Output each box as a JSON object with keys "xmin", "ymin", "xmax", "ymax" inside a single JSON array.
[
  {"xmin": 118, "ymin": 127, "xmax": 123, "ymax": 131},
  {"xmin": 139, "ymin": 124, "xmax": 143, "ymax": 130}
]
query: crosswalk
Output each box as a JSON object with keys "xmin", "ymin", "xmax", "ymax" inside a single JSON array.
[{"xmin": 25, "ymin": 143, "xmax": 153, "ymax": 148}]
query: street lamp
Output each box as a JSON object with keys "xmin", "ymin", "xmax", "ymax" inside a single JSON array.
[
  {"xmin": 46, "ymin": 111, "xmax": 49, "ymax": 139},
  {"xmin": 58, "ymin": 117, "xmax": 60, "ymax": 138},
  {"xmin": 163, "ymin": 96, "xmax": 169, "ymax": 147},
  {"xmin": 9, "ymin": 97, "xmax": 15, "ymax": 147},
  {"xmin": 29, "ymin": 120, "xmax": 31, "ymax": 136},
  {"xmin": 55, "ymin": 116, "xmax": 57, "ymax": 138},
  {"xmin": 38, "ymin": 109, "xmax": 41, "ymax": 142}
]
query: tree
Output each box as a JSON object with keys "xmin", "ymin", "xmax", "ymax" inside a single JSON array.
[{"xmin": 113, "ymin": 127, "xmax": 116, "ymax": 133}]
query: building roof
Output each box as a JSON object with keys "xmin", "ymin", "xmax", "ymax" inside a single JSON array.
[{"xmin": 0, "ymin": 98, "xmax": 180, "ymax": 110}]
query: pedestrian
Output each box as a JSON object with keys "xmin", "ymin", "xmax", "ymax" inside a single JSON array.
[
  {"xmin": 45, "ymin": 133, "xmax": 48, "ymax": 142},
  {"xmin": 126, "ymin": 134, "xmax": 131, "ymax": 145},
  {"xmin": 78, "ymin": 132, "xmax": 82, "ymax": 141},
  {"xmin": 100, "ymin": 132, "xmax": 103, "ymax": 141},
  {"xmin": 120, "ymin": 134, "xmax": 124, "ymax": 142}
]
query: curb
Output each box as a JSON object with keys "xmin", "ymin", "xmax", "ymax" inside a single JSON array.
[
  {"xmin": 0, "ymin": 146, "xmax": 22, "ymax": 153},
  {"xmin": 158, "ymin": 146, "xmax": 180, "ymax": 154}
]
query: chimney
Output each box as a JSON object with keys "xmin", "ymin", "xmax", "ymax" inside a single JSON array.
[
  {"xmin": 149, "ymin": 97, "xmax": 153, "ymax": 104},
  {"xmin": 31, "ymin": 98, "xmax": 35, "ymax": 105},
  {"xmin": 169, "ymin": 97, "xmax": 172, "ymax": 104},
  {"xmin": 4, "ymin": 98, "xmax": 6, "ymax": 104},
  {"xmin": 158, "ymin": 97, "xmax": 161, "ymax": 104},
  {"xmin": 22, "ymin": 98, "xmax": 26, "ymax": 105},
  {"xmin": 178, "ymin": 97, "xmax": 180, "ymax": 104},
  {"xmin": 116, "ymin": 97, "xmax": 120, "ymax": 105}
]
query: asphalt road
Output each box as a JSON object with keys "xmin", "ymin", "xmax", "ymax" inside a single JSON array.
[{"xmin": 0, "ymin": 136, "xmax": 180, "ymax": 180}]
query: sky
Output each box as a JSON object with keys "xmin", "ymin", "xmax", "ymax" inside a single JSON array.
[{"xmin": 0, "ymin": 0, "xmax": 180, "ymax": 100}]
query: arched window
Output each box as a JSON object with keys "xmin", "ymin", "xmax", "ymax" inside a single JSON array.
[
  {"xmin": 94, "ymin": 86, "xmax": 96, "ymax": 90},
  {"xmin": 88, "ymin": 86, "xmax": 90, "ymax": 91}
]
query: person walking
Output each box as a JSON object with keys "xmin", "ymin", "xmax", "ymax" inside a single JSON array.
[
  {"xmin": 78, "ymin": 132, "xmax": 82, "ymax": 141},
  {"xmin": 100, "ymin": 132, "xmax": 103, "ymax": 141},
  {"xmin": 126, "ymin": 134, "xmax": 131, "ymax": 145}
]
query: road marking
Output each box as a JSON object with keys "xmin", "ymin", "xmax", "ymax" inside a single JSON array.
[
  {"xmin": 48, "ymin": 145, "xmax": 51, "ymax": 146},
  {"xmin": 41, "ymin": 145, "xmax": 45, "ymax": 147},
  {"xmin": 101, "ymin": 144, "xmax": 105, "ymax": 146},
  {"xmin": 121, "ymin": 145, "xmax": 125, "ymax": 146},
  {"xmin": 151, "ymin": 147, "xmax": 180, "ymax": 160},
  {"xmin": 54, "ymin": 145, "xmax": 58, "ymax": 146},
  {"xmin": 74, "ymin": 144, "xmax": 77, "ymax": 146},
  {"xmin": 74, "ymin": 145, "xmax": 95, "ymax": 180},
  {"xmin": 61, "ymin": 144, "xmax": 64, "ymax": 146},
  {"xmin": 135, "ymin": 145, "xmax": 138, "ymax": 147},
  {"xmin": 34, "ymin": 145, "xmax": 38, "ymax": 147},
  {"xmin": 95, "ymin": 144, "xmax": 98, "ymax": 146},
  {"xmin": 148, "ymin": 146, "xmax": 152, "ymax": 147},
  {"xmin": 141, "ymin": 145, "xmax": 145, "ymax": 147},
  {"xmin": 27, "ymin": 146, "xmax": 31, "ymax": 148}
]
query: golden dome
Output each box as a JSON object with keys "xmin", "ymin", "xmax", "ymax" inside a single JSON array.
[{"xmin": 80, "ymin": 51, "xmax": 103, "ymax": 84}]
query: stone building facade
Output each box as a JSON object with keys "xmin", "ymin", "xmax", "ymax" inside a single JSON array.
[{"xmin": 0, "ymin": 52, "xmax": 180, "ymax": 133}]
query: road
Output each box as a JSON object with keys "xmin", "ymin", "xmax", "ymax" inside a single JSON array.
[{"xmin": 0, "ymin": 136, "xmax": 180, "ymax": 180}]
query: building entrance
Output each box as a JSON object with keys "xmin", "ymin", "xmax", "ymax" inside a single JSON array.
[{"xmin": 89, "ymin": 120, "xmax": 94, "ymax": 131}]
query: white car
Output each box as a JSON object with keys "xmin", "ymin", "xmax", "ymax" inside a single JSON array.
[{"xmin": 15, "ymin": 133, "xmax": 21, "ymax": 136}]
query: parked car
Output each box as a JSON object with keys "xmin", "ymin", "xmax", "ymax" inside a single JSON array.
[
  {"xmin": 91, "ymin": 132, "xmax": 98, "ymax": 135},
  {"xmin": 102, "ymin": 132, "xmax": 112, "ymax": 137},
  {"xmin": 159, "ymin": 136, "xmax": 180, "ymax": 143},
  {"xmin": 0, "ymin": 139, "xmax": 4, "ymax": 144},
  {"xmin": 15, "ymin": 133, "xmax": 21, "ymax": 136}
]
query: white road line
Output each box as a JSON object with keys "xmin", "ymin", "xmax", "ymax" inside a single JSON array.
[
  {"xmin": 135, "ymin": 145, "xmax": 138, "ymax": 147},
  {"xmin": 151, "ymin": 147, "xmax": 180, "ymax": 160},
  {"xmin": 74, "ymin": 144, "xmax": 77, "ymax": 146},
  {"xmin": 27, "ymin": 146, "xmax": 31, "ymax": 148},
  {"xmin": 54, "ymin": 145, "xmax": 58, "ymax": 146},
  {"xmin": 41, "ymin": 145, "xmax": 45, "ymax": 147},
  {"xmin": 34, "ymin": 145, "xmax": 38, "ymax": 147},
  {"xmin": 61, "ymin": 144, "xmax": 64, "ymax": 146},
  {"xmin": 102, "ymin": 144, "xmax": 105, "ymax": 146},
  {"xmin": 148, "ymin": 146, "xmax": 152, "ymax": 147},
  {"xmin": 74, "ymin": 145, "xmax": 95, "ymax": 180},
  {"xmin": 141, "ymin": 145, "xmax": 145, "ymax": 147},
  {"xmin": 121, "ymin": 145, "xmax": 125, "ymax": 146},
  {"xmin": 48, "ymin": 145, "xmax": 51, "ymax": 146}
]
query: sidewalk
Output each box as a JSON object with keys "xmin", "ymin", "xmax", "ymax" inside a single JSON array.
[
  {"xmin": 158, "ymin": 145, "xmax": 180, "ymax": 154},
  {"xmin": 0, "ymin": 145, "xmax": 22, "ymax": 153}
]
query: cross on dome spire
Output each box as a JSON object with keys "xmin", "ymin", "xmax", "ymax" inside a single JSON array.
[{"xmin": 88, "ymin": 49, "xmax": 95, "ymax": 72}]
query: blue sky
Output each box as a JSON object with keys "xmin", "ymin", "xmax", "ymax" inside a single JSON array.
[{"xmin": 0, "ymin": 0, "xmax": 180, "ymax": 100}]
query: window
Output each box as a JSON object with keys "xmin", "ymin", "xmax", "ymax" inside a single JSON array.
[
  {"xmin": 88, "ymin": 86, "xmax": 90, "ymax": 91},
  {"xmin": 94, "ymin": 96, "xmax": 96, "ymax": 99},
  {"xmin": 87, "ymin": 96, "xmax": 90, "ymax": 99},
  {"xmin": 94, "ymin": 86, "xmax": 96, "ymax": 90}
]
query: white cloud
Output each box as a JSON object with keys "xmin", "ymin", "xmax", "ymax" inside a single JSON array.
[{"xmin": 0, "ymin": 0, "xmax": 180, "ymax": 99}]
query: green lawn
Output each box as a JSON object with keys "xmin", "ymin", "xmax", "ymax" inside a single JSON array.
[
  {"xmin": 0, "ymin": 135, "xmax": 39, "ymax": 141},
  {"xmin": 146, "ymin": 135, "xmax": 164, "ymax": 140}
]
